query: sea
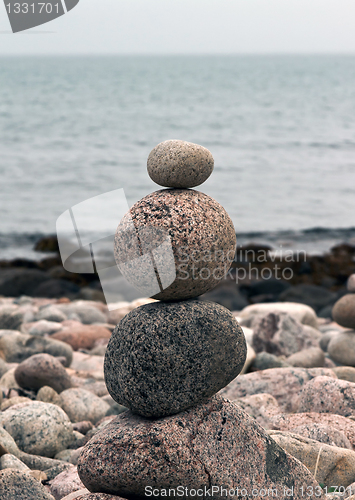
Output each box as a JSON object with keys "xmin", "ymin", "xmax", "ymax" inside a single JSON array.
[{"xmin": 1, "ymin": 54, "xmax": 355, "ymax": 261}]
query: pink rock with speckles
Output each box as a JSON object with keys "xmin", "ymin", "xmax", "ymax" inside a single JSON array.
[
  {"xmin": 114, "ymin": 189, "xmax": 236, "ymax": 301},
  {"xmin": 77, "ymin": 395, "xmax": 323, "ymax": 499}
]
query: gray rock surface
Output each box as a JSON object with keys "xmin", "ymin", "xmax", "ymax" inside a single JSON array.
[
  {"xmin": 220, "ymin": 367, "xmax": 336, "ymax": 413},
  {"xmin": 333, "ymin": 294, "xmax": 355, "ymax": 329},
  {"xmin": 297, "ymin": 376, "xmax": 355, "ymax": 417},
  {"xmin": 0, "ymin": 401, "xmax": 74, "ymax": 457},
  {"xmin": 60, "ymin": 388, "xmax": 110, "ymax": 424},
  {"xmin": 147, "ymin": 140, "xmax": 214, "ymax": 188},
  {"xmin": 348, "ymin": 274, "xmax": 355, "ymax": 293},
  {"xmin": 0, "ymin": 453, "xmax": 30, "ymax": 471},
  {"xmin": 252, "ymin": 312, "xmax": 321, "ymax": 356},
  {"xmin": 50, "ymin": 465, "xmax": 85, "ymax": 500},
  {"xmin": 104, "ymin": 300, "xmax": 246, "ymax": 417},
  {"xmin": 77, "ymin": 395, "xmax": 323, "ymax": 499},
  {"xmin": 0, "ymin": 469, "xmax": 55, "ymax": 500},
  {"xmin": 286, "ymin": 347, "xmax": 325, "ymax": 368},
  {"xmin": 36, "ymin": 305, "xmax": 67, "ymax": 323},
  {"xmin": 327, "ymin": 331, "xmax": 355, "ymax": 366},
  {"xmin": 239, "ymin": 302, "xmax": 319, "ymax": 329},
  {"xmin": 14, "ymin": 353, "xmax": 72, "ymax": 393},
  {"xmin": 0, "ymin": 305, "xmax": 24, "ymax": 331},
  {"xmin": 0, "ymin": 329, "xmax": 73, "ymax": 366}
]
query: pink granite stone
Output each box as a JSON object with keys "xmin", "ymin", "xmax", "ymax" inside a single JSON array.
[
  {"xmin": 219, "ymin": 367, "xmax": 336, "ymax": 413},
  {"xmin": 270, "ymin": 412, "xmax": 355, "ymax": 450},
  {"xmin": 77, "ymin": 395, "xmax": 324, "ymax": 499},
  {"xmin": 298, "ymin": 376, "xmax": 355, "ymax": 417},
  {"xmin": 114, "ymin": 189, "xmax": 236, "ymax": 301}
]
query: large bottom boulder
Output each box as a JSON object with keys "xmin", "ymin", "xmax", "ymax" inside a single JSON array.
[{"xmin": 78, "ymin": 395, "xmax": 324, "ymax": 499}]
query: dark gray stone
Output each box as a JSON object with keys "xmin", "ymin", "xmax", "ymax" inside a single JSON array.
[
  {"xmin": 279, "ymin": 284, "xmax": 337, "ymax": 313},
  {"xmin": 104, "ymin": 300, "xmax": 246, "ymax": 417},
  {"xmin": 147, "ymin": 140, "xmax": 214, "ymax": 188}
]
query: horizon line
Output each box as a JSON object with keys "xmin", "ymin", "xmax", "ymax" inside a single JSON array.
[{"xmin": 1, "ymin": 51, "xmax": 355, "ymax": 57}]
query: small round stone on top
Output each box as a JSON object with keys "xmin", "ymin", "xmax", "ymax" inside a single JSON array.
[{"xmin": 147, "ymin": 140, "xmax": 214, "ymax": 188}]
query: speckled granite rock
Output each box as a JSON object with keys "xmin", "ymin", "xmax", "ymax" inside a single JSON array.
[
  {"xmin": 14, "ymin": 353, "xmax": 72, "ymax": 393},
  {"xmin": 0, "ymin": 401, "xmax": 74, "ymax": 457},
  {"xmin": 0, "ymin": 469, "xmax": 55, "ymax": 500},
  {"xmin": 114, "ymin": 189, "xmax": 236, "ymax": 301},
  {"xmin": 147, "ymin": 140, "xmax": 214, "ymax": 188},
  {"xmin": 220, "ymin": 367, "xmax": 336, "ymax": 413},
  {"xmin": 297, "ymin": 376, "xmax": 355, "ymax": 417},
  {"xmin": 60, "ymin": 388, "xmax": 110, "ymax": 424},
  {"xmin": 348, "ymin": 274, "xmax": 355, "ymax": 293},
  {"xmin": 104, "ymin": 300, "xmax": 246, "ymax": 417},
  {"xmin": 239, "ymin": 302, "xmax": 319, "ymax": 329},
  {"xmin": 251, "ymin": 312, "xmax": 321, "ymax": 356},
  {"xmin": 269, "ymin": 430, "xmax": 355, "ymax": 488},
  {"xmin": 66, "ymin": 494, "xmax": 126, "ymax": 500},
  {"xmin": 77, "ymin": 395, "xmax": 323, "ymax": 499},
  {"xmin": 288, "ymin": 423, "xmax": 352, "ymax": 449},
  {"xmin": 270, "ymin": 412, "xmax": 355, "ymax": 451},
  {"xmin": 332, "ymin": 295, "xmax": 355, "ymax": 329},
  {"xmin": 50, "ymin": 466, "xmax": 85, "ymax": 500}
]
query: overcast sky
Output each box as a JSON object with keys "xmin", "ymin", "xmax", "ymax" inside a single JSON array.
[{"xmin": 1, "ymin": 0, "xmax": 355, "ymax": 55}]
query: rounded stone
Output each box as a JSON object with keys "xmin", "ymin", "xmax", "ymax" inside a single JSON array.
[
  {"xmin": 332, "ymin": 294, "xmax": 355, "ymax": 329},
  {"xmin": 348, "ymin": 274, "xmax": 355, "ymax": 293},
  {"xmin": 114, "ymin": 189, "xmax": 236, "ymax": 301},
  {"xmin": 0, "ymin": 469, "xmax": 55, "ymax": 500},
  {"xmin": 104, "ymin": 300, "xmax": 246, "ymax": 418},
  {"xmin": 14, "ymin": 353, "xmax": 72, "ymax": 393},
  {"xmin": 147, "ymin": 140, "xmax": 214, "ymax": 188},
  {"xmin": 0, "ymin": 401, "xmax": 74, "ymax": 457}
]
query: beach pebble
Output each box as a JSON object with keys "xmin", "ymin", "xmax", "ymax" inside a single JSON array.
[
  {"xmin": 57, "ymin": 303, "xmax": 107, "ymax": 325},
  {"xmin": 251, "ymin": 352, "xmax": 290, "ymax": 371},
  {"xmin": 0, "ymin": 305, "xmax": 24, "ymax": 331},
  {"xmin": 60, "ymin": 388, "xmax": 110, "ymax": 424},
  {"xmin": 1, "ymin": 396, "xmax": 32, "ymax": 411},
  {"xmin": 0, "ymin": 357, "xmax": 9, "ymax": 378},
  {"xmin": 147, "ymin": 140, "xmax": 214, "ymax": 188},
  {"xmin": 235, "ymin": 393, "xmax": 280, "ymax": 428},
  {"xmin": 52, "ymin": 326, "xmax": 111, "ymax": 351},
  {"xmin": 26, "ymin": 320, "xmax": 63, "ymax": 337},
  {"xmin": 50, "ymin": 466, "xmax": 85, "ymax": 500},
  {"xmin": 0, "ymin": 401, "xmax": 74, "ymax": 457},
  {"xmin": 269, "ymin": 430, "xmax": 355, "ymax": 487},
  {"xmin": 0, "ymin": 367, "xmax": 20, "ymax": 390},
  {"xmin": 72, "ymin": 421, "xmax": 93, "ymax": 435},
  {"xmin": 252, "ymin": 312, "xmax": 321, "ymax": 356},
  {"xmin": 290, "ymin": 424, "xmax": 352, "ymax": 449},
  {"xmin": 37, "ymin": 386, "xmax": 63, "ymax": 407},
  {"xmin": 239, "ymin": 302, "xmax": 319, "ymax": 329},
  {"xmin": 0, "ymin": 453, "xmax": 30, "ymax": 471},
  {"xmin": 333, "ymin": 366, "xmax": 355, "ymax": 383},
  {"xmin": 114, "ymin": 189, "xmax": 236, "ymax": 301},
  {"xmin": 36, "ymin": 305, "xmax": 68, "ymax": 323},
  {"xmin": 298, "ymin": 376, "xmax": 355, "ymax": 417},
  {"xmin": 70, "ymin": 352, "xmax": 104, "ymax": 375},
  {"xmin": 104, "ymin": 300, "xmax": 246, "ymax": 417},
  {"xmin": 14, "ymin": 353, "xmax": 72, "ymax": 393},
  {"xmin": 348, "ymin": 274, "xmax": 355, "ymax": 293},
  {"xmin": 327, "ymin": 331, "xmax": 355, "ymax": 365},
  {"xmin": 270, "ymin": 412, "xmax": 355, "ymax": 450},
  {"xmin": 77, "ymin": 395, "xmax": 322, "ymax": 498},
  {"xmin": 319, "ymin": 329, "xmax": 340, "ymax": 351},
  {"xmin": 0, "ymin": 330, "xmax": 73, "ymax": 366},
  {"xmin": 62, "ymin": 493, "xmax": 122, "ymax": 500},
  {"xmin": 220, "ymin": 367, "xmax": 336, "ymax": 413},
  {"xmin": 333, "ymin": 295, "xmax": 355, "ymax": 329},
  {"xmin": 0, "ymin": 469, "xmax": 55, "ymax": 500},
  {"xmin": 286, "ymin": 347, "xmax": 325, "ymax": 368}
]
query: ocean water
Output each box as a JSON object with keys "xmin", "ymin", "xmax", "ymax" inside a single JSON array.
[{"xmin": 1, "ymin": 55, "xmax": 355, "ymax": 260}]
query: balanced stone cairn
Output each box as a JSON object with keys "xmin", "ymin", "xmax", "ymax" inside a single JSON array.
[
  {"xmin": 332, "ymin": 273, "xmax": 355, "ymax": 329},
  {"xmin": 77, "ymin": 141, "xmax": 324, "ymax": 499}
]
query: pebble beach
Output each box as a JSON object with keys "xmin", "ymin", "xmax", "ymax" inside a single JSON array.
[{"xmin": 1, "ymin": 139, "xmax": 355, "ymax": 500}]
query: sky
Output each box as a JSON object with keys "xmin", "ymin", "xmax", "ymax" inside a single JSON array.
[{"xmin": 1, "ymin": 0, "xmax": 355, "ymax": 55}]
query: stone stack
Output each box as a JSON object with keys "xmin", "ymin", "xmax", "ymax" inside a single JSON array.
[
  {"xmin": 332, "ymin": 274, "xmax": 355, "ymax": 329},
  {"xmin": 77, "ymin": 141, "xmax": 324, "ymax": 499}
]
